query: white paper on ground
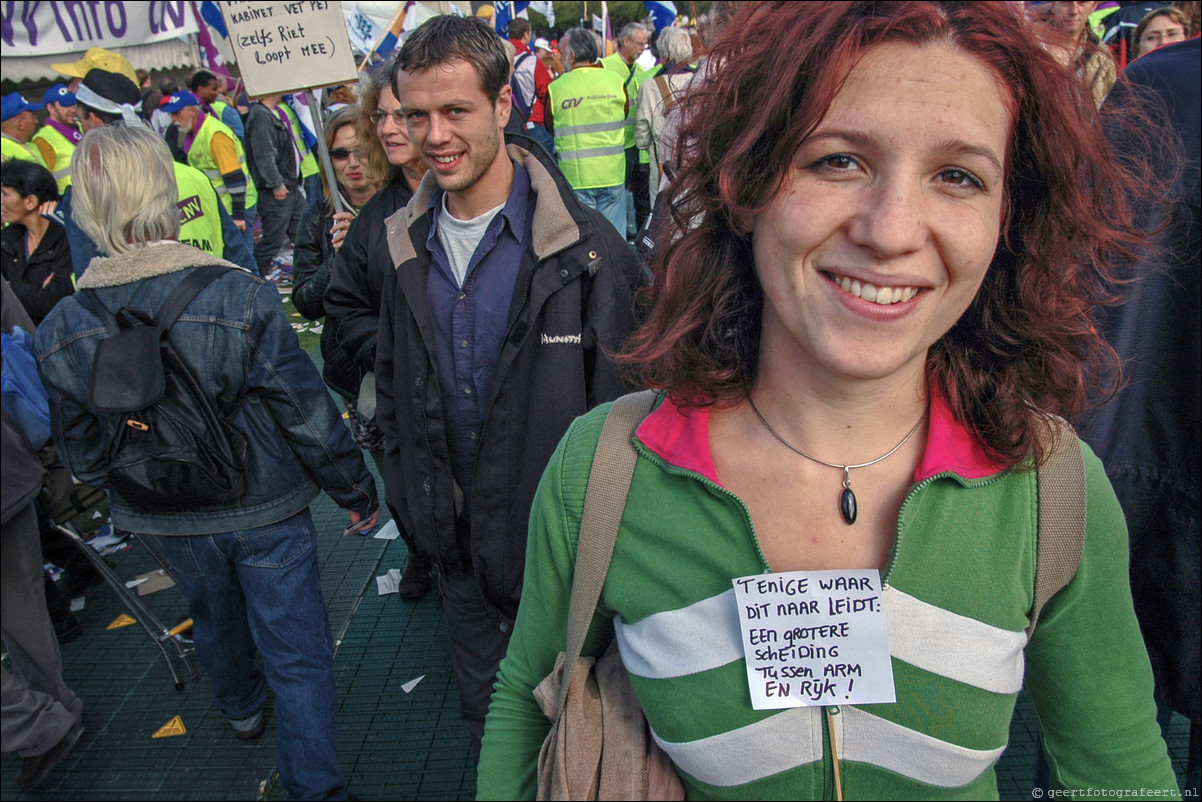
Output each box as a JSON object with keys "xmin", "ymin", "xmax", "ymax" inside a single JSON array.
[
  {"xmin": 376, "ymin": 568, "xmax": 402, "ymax": 595},
  {"xmin": 402, "ymin": 675, "xmax": 425, "ymax": 693},
  {"xmin": 374, "ymin": 520, "xmax": 400, "ymax": 540}
]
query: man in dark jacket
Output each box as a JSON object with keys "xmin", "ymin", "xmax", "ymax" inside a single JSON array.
[
  {"xmin": 1082, "ymin": 36, "xmax": 1200, "ymax": 794},
  {"xmin": 379, "ymin": 16, "xmax": 642, "ymax": 759},
  {"xmin": 244, "ymin": 92, "xmax": 303, "ymax": 275}
]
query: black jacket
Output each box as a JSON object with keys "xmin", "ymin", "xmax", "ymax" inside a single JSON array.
[
  {"xmin": 1081, "ymin": 38, "xmax": 1200, "ymax": 722},
  {"xmin": 322, "ymin": 175, "xmax": 414, "ymax": 399},
  {"xmin": 1, "ymin": 218, "xmax": 73, "ymax": 325},
  {"xmin": 244, "ymin": 102, "xmax": 299, "ymax": 190},
  {"xmin": 376, "ymin": 133, "xmax": 643, "ymax": 625}
]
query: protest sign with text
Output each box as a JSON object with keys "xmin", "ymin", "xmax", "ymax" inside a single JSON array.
[
  {"xmin": 732, "ymin": 569, "xmax": 896, "ymax": 710},
  {"xmin": 220, "ymin": 1, "xmax": 358, "ymax": 96}
]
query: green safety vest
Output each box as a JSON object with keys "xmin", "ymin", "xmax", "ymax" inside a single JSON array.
[
  {"xmin": 186, "ymin": 113, "xmax": 259, "ymax": 215},
  {"xmin": 1, "ymin": 134, "xmax": 47, "ymax": 169},
  {"xmin": 31, "ymin": 124, "xmax": 76, "ymax": 193},
  {"xmin": 548, "ymin": 66, "xmax": 627, "ymax": 190},
  {"xmin": 600, "ymin": 53, "xmax": 651, "ymax": 164},
  {"xmin": 173, "ymin": 161, "xmax": 225, "ymax": 258},
  {"xmin": 280, "ymin": 102, "xmax": 318, "ymax": 178}
]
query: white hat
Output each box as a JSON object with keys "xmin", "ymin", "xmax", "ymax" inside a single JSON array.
[{"xmin": 533, "ymin": 37, "xmax": 552, "ymax": 51}]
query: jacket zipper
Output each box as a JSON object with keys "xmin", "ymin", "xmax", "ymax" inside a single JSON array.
[
  {"xmin": 499, "ymin": 233, "xmax": 586, "ymax": 350},
  {"xmin": 882, "ymin": 470, "xmax": 1007, "ymax": 589},
  {"xmin": 476, "ymin": 234, "xmax": 587, "ymax": 464}
]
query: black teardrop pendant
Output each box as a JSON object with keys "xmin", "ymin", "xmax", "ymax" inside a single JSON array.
[{"xmin": 840, "ymin": 487, "xmax": 857, "ymax": 525}]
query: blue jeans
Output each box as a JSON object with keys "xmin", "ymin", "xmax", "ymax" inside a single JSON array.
[
  {"xmin": 155, "ymin": 511, "xmax": 345, "ymax": 801},
  {"xmin": 574, "ymin": 185, "xmax": 627, "ymax": 240},
  {"xmin": 526, "ymin": 122, "xmax": 555, "ymax": 157},
  {"xmin": 239, "ymin": 202, "xmax": 257, "ymax": 266}
]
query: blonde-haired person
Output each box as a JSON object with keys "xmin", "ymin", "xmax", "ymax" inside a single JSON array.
[
  {"xmin": 324, "ymin": 65, "xmax": 432, "ymax": 600},
  {"xmin": 34, "ymin": 122, "xmax": 378, "ymax": 801}
]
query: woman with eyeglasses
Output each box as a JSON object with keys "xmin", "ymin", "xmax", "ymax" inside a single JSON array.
[
  {"xmin": 1132, "ymin": 6, "xmax": 1190, "ymax": 59},
  {"xmin": 323, "ymin": 66, "xmax": 432, "ymax": 600}
]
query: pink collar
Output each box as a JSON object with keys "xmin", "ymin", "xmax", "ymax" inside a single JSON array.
[{"xmin": 635, "ymin": 391, "xmax": 1003, "ymax": 487}]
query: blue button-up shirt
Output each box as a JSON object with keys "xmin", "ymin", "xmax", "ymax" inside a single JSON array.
[{"xmin": 425, "ymin": 159, "xmax": 533, "ymax": 504}]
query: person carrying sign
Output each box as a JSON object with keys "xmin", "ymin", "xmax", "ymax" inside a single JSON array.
[{"xmin": 478, "ymin": 3, "xmax": 1179, "ymax": 798}]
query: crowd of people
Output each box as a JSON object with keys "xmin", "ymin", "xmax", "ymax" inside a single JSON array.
[{"xmin": 1, "ymin": 1, "xmax": 1198, "ymax": 799}]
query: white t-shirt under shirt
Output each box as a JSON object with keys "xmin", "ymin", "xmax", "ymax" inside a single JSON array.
[{"xmin": 436, "ymin": 194, "xmax": 506, "ymax": 288}]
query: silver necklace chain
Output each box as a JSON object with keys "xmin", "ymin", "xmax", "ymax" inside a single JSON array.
[{"xmin": 746, "ymin": 394, "xmax": 926, "ymax": 525}]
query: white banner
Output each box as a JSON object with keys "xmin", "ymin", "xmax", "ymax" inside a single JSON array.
[{"xmin": 1, "ymin": 1, "xmax": 199, "ymax": 57}]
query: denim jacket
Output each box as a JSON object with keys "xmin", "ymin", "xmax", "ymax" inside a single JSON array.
[{"xmin": 34, "ymin": 241, "xmax": 376, "ymax": 536}]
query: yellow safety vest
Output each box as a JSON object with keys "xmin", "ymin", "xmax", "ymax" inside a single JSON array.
[
  {"xmin": 600, "ymin": 53, "xmax": 651, "ymax": 164},
  {"xmin": 173, "ymin": 161, "xmax": 225, "ymax": 258},
  {"xmin": 187, "ymin": 113, "xmax": 258, "ymax": 215},
  {"xmin": 1, "ymin": 134, "xmax": 47, "ymax": 168},
  {"xmin": 280, "ymin": 101, "xmax": 318, "ymax": 178},
  {"xmin": 548, "ymin": 66, "xmax": 627, "ymax": 190},
  {"xmin": 31, "ymin": 124, "xmax": 76, "ymax": 193}
]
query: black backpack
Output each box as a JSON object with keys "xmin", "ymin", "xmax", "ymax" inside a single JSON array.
[{"xmin": 75, "ymin": 265, "xmax": 247, "ymax": 510}]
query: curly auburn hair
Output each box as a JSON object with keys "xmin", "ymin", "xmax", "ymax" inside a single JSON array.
[
  {"xmin": 353, "ymin": 67, "xmax": 399, "ymax": 190},
  {"xmin": 617, "ymin": 1, "xmax": 1168, "ymax": 469}
]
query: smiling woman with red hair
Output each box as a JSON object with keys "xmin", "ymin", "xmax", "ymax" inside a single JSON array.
[{"xmin": 478, "ymin": 2, "xmax": 1178, "ymax": 799}]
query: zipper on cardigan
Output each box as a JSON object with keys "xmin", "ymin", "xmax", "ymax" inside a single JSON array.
[
  {"xmin": 882, "ymin": 470, "xmax": 1007, "ymax": 590},
  {"xmin": 635, "ymin": 445, "xmax": 771, "ymax": 570}
]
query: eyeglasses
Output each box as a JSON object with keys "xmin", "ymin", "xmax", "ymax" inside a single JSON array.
[
  {"xmin": 1140, "ymin": 28, "xmax": 1186, "ymax": 48},
  {"xmin": 329, "ymin": 148, "xmax": 353, "ymax": 160},
  {"xmin": 369, "ymin": 109, "xmax": 405, "ymax": 127}
]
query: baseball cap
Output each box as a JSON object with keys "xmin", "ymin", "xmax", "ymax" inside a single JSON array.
[
  {"xmin": 534, "ymin": 37, "xmax": 552, "ymax": 51},
  {"xmin": 42, "ymin": 84, "xmax": 77, "ymax": 107},
  {"xmin": 0, "ymin": 92, "xmax": 43, "ymax": 122},
  {"xmin": 50, "ymin": 47, "xmax": 138, "ymax": 85},
  {"xmin": 160, "ymin": 92, "xmax": 200, "ymax": 113}
]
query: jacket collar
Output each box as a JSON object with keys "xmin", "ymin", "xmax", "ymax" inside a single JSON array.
[
  {"xmin": 76, "ymin": 241, "xmax": 237, "ymax": 289},
  {"xmin": 387, "ymin": 135, "xmax": 586, "ymax": 272},
  {"xmin": 635, "ymin": 391, "xmax": 1004, "ymax": 487}
]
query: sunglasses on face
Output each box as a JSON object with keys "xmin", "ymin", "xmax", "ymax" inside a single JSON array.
[{"xmin": 329, "ymin": 148, "xmax": 353, "ymax": 160}]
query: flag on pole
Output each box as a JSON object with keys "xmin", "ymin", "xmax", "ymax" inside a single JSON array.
[
  {"xmin": 644, "ymin": 1, "xmax": 678, "ymax": 32},
  {"xmin": 346, "ymin": 3, "xmax": 385, "ymax": 54},
  {"xmin": 528, "ymin": 1, "xmax": 555, "ymax": 26},
  {"xmin": 361, "ymin": 0, "xmax": 412, "ymax": 70},
  {"xmin": 191, "ymin": 1, "xmax": 231, "ymax": 77},
  {"xmin": 602, "ymin": 1, "xmax": 612, "ymax": 49},
  {"xmin": 495, "ymin": 1, "xmax": 531, "ymax": 38},
  {"xmin": 285, "ymin": 94, "xmax": 319, "ymax": 150},
  {"xmin": 199, "ymin": 0, "xmax": 226, "ymax": 37}
]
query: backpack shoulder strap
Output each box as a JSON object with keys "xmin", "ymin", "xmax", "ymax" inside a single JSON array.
[
  {"xmin": 75, "ymin": 290, "xmax": 120, "ymax": 336},
  {"xmin": 558, "ymin": 389, "xmax": 658, "ymax": 712},
  {"xmin": 655, "ymin": 74, "xmax": 675, "ymax": 115},
  {"xmin": 155, "ymin": 265, "xmax": 233, "ymax": 331},
  {"xmin": 1027, "ymin": 417, "xmax": 1087, "ymax": 638}
]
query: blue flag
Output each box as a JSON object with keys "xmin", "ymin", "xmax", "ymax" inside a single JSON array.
[{"xmin": 644, "ymin": 1, "xmax": 678, "ymax": 32}]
